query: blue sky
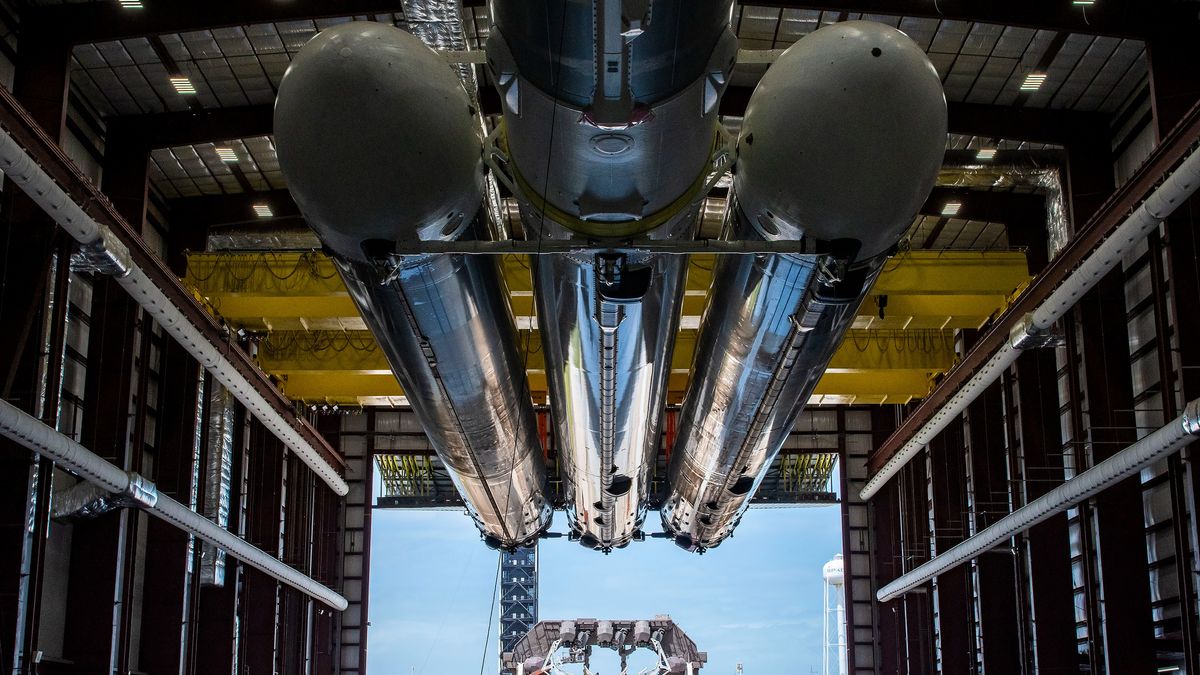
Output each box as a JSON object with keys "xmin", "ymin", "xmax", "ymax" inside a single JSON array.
[{"xmin": 368, "ymin": 504, "xmax": 842, "ymax": 674}]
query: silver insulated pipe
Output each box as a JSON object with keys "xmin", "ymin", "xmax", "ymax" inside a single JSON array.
[
  {"xmin": 662, "ymin": 22, "xmax": 948, "ymax": 551},
  {"xmin": 488, "ymin": 0, "xmax": 736, "ymax": 551},
  {"xmin": 274, "ymin": 23, "xmax": 552, "ymax": 548}
]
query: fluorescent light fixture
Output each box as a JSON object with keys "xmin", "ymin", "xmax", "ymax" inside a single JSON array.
[
  {"xmin": 215, "ymin": 147, "xmax": 238, "ymax": 163},
  {"xmin": 1073, "ymin": 0, "xmax": 1095, "ymax": 5},
  {"xmin": 252, "ymin": 203, "xmax": 273, "ymax": 218},
  {"xmin": 1158, "ymin": 668, "xmax": 1181, "ymax": 673},
  {"xmin": 119, "ymin": 0, "xmax": 143, "ymax": 7},
  {"xmin": 169, "ymin": 76, "xmax": 196, "ymax": 94},
  {"xmin": 1020, "ymin": 73, "xmax": 1047, "ymax": 91},
  {"xmin": 942, "ymin": 202, "xmax": 962, "ymax": 217},
  {"xmin": 976, "ymin": 148, "xmax": 997, "ymax": 161}
]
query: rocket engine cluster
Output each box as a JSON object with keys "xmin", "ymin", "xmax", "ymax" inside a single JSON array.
[{"xmin": 274, "ymin": 1, "xmax": 946, "ymax": 552}]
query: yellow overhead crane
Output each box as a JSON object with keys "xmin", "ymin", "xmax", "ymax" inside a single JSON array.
[{"xmin": 184, "ymin": 249, "xmax": 1031, "ymax": 407}]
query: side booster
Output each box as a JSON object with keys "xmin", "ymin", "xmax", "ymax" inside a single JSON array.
[
  {"xmin": 274, "ymin": 23, "xmax": 552, "ymax": 549},
  {"xmin": 487, "ymin": 1, "xmax": 737, "ymax": 552},
  {"xmin": 661, "ymin": 22, "xmax": 948, "ymax": 551}
]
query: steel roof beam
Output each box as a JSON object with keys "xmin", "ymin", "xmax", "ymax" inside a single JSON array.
[
  {"xmin": 29, "ymin": 0, "xmax": 1168, "ymax": 45},
  {"xmin": 742, "ymin": 0, "xmax": 1158, "ymax": 39},
  {"xmin": 106, "ymin": 106, "xmax": 274, "ymax": 152},
  {"xmin": 106, "ymin": 97, "xmax": 1111, "ymax": 150},
  {"xmin": 27, "ymin": 1, "xmax": 407, "ymax": 46}
]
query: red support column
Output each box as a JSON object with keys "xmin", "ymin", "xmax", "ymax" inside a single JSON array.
[
  {"xmin": 138, "ymin": 339, "xmax": 202, "ymax": 673},
  {"xmin": 1078, "ymin": 272, "xmax": 1157, "ymax": 675},
  {"xmin": 240, "ymin": 417, "xmax": 285, "ymax": 673},
  {"xmin": 926, "ymin": 420, "xmax": 974, "ymax": 673},
  {"xmin": 1012, "ymin": 349, "xmax": 1080, "ymax": 674},
  {"xmin": 966, "ymin": 383, "xmax": 1024, "ymax": 673},
  {"xmin": 0, "ymin": 24, "xmax": 72, "ymax": 673}
]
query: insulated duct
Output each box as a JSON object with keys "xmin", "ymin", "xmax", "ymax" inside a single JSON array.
[
  {"xmin": 861, "ymin": 140, "xmax": 1200, "ymax": 501},
  {"xmin": 0, "ymin": 126, "xmax": 349, "ymax": 497},
  {"xmin": 51, "ymin": 479, "xmax": 137, "ymax": 519},
  {"xmin": 200, "ymin": 382, "xmax": 236, "ymax": 587},
  {"xmin": 0, "ymin": 397, "xmax": 348, "ymax": 611},
  {"xmin": 878, "ymin": 399, "xmax": 1200, "ymax": 602}
]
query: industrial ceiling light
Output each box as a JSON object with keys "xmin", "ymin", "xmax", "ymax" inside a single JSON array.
[
  {"xmin": 215, "ymin": 147, "xmax": 238, "ymax": 163},
  {"xmin": 118, "ymin": 0, "xmax": 143, "ymax": 7},
  {"xmin": 253, "ymin": 203, "xmax": 273, "ymax": 218},
  {"xmin": 1020, "ymin": 73, "xmax": 1047, "ymax": 91},
  {"xmin": 169, "ymin": 76, "xmax": 196, "ymax": 95},
  {"xmin": 976, "ymin": 148, "xmax": 997, "ymax": 161},
  {"xmin": 942, "ymin": 201, "xmax": 962, "ymax": 216},
  {"xmin": 1073, "ymin": 0, "xmax": 1096, "ymax": 5}
]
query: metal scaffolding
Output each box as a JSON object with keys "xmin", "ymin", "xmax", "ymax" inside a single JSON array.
[{"xmin": 500, "ymin": 546, "xmax": 539, "ymax": 673}]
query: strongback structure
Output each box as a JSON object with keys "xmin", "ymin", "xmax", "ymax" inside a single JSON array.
[
  {"xmin": 500, "ymin": 547, "xmax": 539, "ymax": 668},
  {"xmin": 0, "ymin": 1, "xmax": 1199, "ymax": 674}
]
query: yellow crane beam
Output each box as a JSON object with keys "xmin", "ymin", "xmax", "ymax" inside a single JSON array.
[
  {"xmin": 185, "ymin": 250, "xmax": 1029, "ymax": 333},
  {"xmin": 257, "ymin": 328, "xmax": 955, "ymax": 406},
  {"xmin": 187, "ymin": 250, "xmax": 1024, "ymax": 404}
]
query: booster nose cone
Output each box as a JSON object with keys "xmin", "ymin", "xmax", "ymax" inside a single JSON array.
[
  {"xmin": 274, "ymin": 22, "xmax": 483, "ymax": 262},
  {"xmin": 734, "ymin": 21, "xmax": 947, "ymax": 258}
]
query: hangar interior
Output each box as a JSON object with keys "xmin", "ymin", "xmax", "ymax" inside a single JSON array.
[{"xmin": 0, "ymin": 0, "xmax": 1198, "ymax": 673}]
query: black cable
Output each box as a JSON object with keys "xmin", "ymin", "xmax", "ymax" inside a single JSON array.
[
  {"xmin": 498, "ymin": 5, "xmax": 573, "ymax": 534},
  {"xmin": 478, "ymin": 554, "xmax": 502, "ymax": 675}
]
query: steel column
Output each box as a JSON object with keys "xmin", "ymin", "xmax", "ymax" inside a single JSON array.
[
  {"xmin": 965, "ymin": 383, "xmax": 1023, "ymax": 673},
  {"xmin": 239, "ymin": 417, "xmax": 285, "ymax": 673},
  {"xmin": 0, "ymin": 28, "xmax": 71, "ymax": 674},
  {"xmin": 1078, "ymin": 273, "xmax": 1156, "ymax": 674},
  {"xmin": 870, "ymin": 407, "xmax": 904, "ymax": 675},
  {"xmin": 139, "ymin": 338, "xmax": 203, "ymax": 673},
  {"xmin": 1012, "ymin": 349, "xmax": 1080, "ymax": 674},
  {"xmin": 926, "ymin": 420, "xmax": 973, "ymax": 673},
  {"xmin": 899, "ymin": 458, "xmax": 935, "ymax": 674}
]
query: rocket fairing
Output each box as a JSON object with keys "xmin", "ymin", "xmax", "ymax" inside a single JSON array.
[
  {"xmin": 273, "ymin": 6, "xmax": 946, "ymax": 552},
  {"xmin": 661, "ymin": 22, "xmax": 948, "ymax": 552},
  {"xmin": 274, "ymin": 23, "xmax": 552, "ymax": 549}
]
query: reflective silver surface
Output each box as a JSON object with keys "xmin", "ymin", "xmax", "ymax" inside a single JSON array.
[
  {"xmin": 274, "ymin": 21, "xmax": 551, "ymax": 548},
  {"xmin": 531, "ymin": 214, "xmax": 696, "ymax": 551},
  {"xmin": 337, "ymin": 231, "xmax": 552, "ymax": 548},
  {"xmin": 661, "ymin": 211, "xmax": 881, "ymax": 551},
  {"xmin": 662, "ymin": 21, "xmax": 947, "ymax": 551},
  {"xmin": 491, "ymin": 0, "xmax": 735, "ymax": 551}
]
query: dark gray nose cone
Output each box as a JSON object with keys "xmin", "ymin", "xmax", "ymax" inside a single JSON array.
[
  {"xmin": 735, "ymin": 21, "xmax": 948, "ymax": 259},
  {"xmin": 274, "ymin": 22, "xmax": 483, "ymax": 262}
]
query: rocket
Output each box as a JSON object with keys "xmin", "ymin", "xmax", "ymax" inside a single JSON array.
[{"xmin": 273, "ymin": 2, "xmax": 946, "ymax": 551}]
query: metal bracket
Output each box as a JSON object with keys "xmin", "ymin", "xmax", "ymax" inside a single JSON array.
[
  {"xmin": 387, "ymin": 238, "xmax": 827, "ymax": 256},
  {"xmin": 1009, "ymin": 313, "xmax": 1065, "ymax": 350}
]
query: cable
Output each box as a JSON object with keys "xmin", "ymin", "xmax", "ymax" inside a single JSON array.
[
  {"xmin": 478, "ymin": 554, "xmax": 502, "ymax": 675},
  {"xmin": 495, "ymin": 3, "xmax": 573, "ymax": 541}
]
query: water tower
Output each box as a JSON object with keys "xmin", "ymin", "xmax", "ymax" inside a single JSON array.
[{"xmin": 822, "ymin": 554, "xmax": 847, "ymax": 675}]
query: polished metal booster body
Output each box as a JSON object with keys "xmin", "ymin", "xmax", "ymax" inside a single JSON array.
[
  {"xmin": 661, "ymin": 214, "xmax": 883, "ymax": 551},
  {"xmin": 274, "ymin": 23, "xmax": 551, "ymax": 548},
  {"xmin": 336, "ymin": 231, "xmax": 552, "ymax": 548},
  {"xmin": 489, "ymin": 0, "xmax": 735, "ymax": 551},
  {"xmin": 662, "ymin": 22, "xmax": 949, "ymax": 551}
]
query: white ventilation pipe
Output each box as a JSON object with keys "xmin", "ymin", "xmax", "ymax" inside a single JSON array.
[
  {"xmin": 0, "ymin": 128, "xmax": 349, "ymax": 496},
  {"xmin": 0, "ymin": 397, "xmax": 348, "ymax": 611},
  {"xmin": 878, "ymin": 399, "xmax": 1200, "ymax": 602},
  {"xmin": 862, "ymin": 143, "xmax": 1200, "ymax": 501}
]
